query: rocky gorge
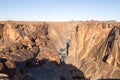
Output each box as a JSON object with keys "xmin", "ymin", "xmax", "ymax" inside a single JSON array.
[{"xmin": 0, "ymin": 21, "xmax": 120, "ymax": 80}]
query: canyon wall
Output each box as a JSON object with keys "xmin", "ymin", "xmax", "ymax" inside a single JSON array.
[
  {"xmin": 0, "ymin": 21, "xmax": 120, "ymax": 80},
  {"xmin": 66, "ymin": 21, "xmax": 120, "ymax": 79}
]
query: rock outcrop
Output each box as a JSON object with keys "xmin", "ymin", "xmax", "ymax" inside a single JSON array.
[
  {"xmin": 66, "ymin": 21, "xmax": 120, "ymax": 79},
  {"xmin": 0, "ymin": 21, "xmax": 120, "ymax": 80}
]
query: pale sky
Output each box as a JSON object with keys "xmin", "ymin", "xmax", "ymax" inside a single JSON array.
[{"xmin": 0, "ymin": 0, "xmax": 120, "ymax": 21}]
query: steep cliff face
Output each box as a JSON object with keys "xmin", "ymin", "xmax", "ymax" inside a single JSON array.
[
  {"xmin": 0, "ymin": 21, "xmax": 120, "ymax": 80},
  {"xmin": 65, "ymin": 21, "xmax": 120, "ymax": 79},
  {"xmin": 0, "ymin": 21, "xmax": 61, "ymax": 62},
  {"xmin": 0, "ymin": 21, "xmax": 61, "ymax": 80},
  {"xmin": 0, "ymin": 21, "xmax": 83, "ymax": 80}
]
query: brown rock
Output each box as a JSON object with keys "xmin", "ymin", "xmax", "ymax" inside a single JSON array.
[
  {"xmin": 30, "ymin": 46, "xmax": 39, "ymax": 55},
  {"xmin": 0, "ymin": 58, "xmax": 16, "ymax": 80},
  {"xmin": 36, "ymin": 47, "xmax": 61, "ymax": 63},
  {"xmin": 0, "ymin": 21, "xmax": 120, "ymax": 79},
  {"xmin": 0, "ymin": 24, "xmax": 4, "ymax": 39},
  {"xmin": 66, "ymin": 22, "xmax": 120, "ymax": 79},
  {"xmin": 112, "ymin": 70, "xmax": 120, "ymax": 78}
]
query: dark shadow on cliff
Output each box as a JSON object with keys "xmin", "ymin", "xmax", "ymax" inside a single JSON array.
[
  {"xmin": 1, "ymin": 55, "xmax": 119, "ymax": 80},
  {"xmin": 0, "ymin": 58, "xmax": 16, "ymax": 80},
  {"xmin": 14, "ymin": 58, "xmax": 86, "ymax": 80},
  {"xmin": 14, "ymin": 58, "xmax": 120, "ymax": 80}
]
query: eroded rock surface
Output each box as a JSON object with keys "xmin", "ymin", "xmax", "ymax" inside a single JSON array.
[
  {"xmin": 66, "ymin": 21, "xmax": 120, "ymax": 79},
  {"xmin": 0, "ymin": 21, "xmax": 120, "ymax": 80}
]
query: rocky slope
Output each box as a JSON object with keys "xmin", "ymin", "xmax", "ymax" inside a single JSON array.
[
  {"xmin": 0, "ymin": 21, "xmax": 120, "ymax": 80},
  {"xmin": 66, "ymin": 21, "xmax": 120, "ymax": 79}
]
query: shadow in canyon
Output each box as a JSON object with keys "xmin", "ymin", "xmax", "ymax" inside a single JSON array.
[
  {"xmin": 0, "ymin": 57, "xmax": 86, "ymax": 80},
  {"xmin": 1, "ymin": 57, "xmax": 120, "ymax": 80},
  {"xmin": 0, "ymin": 58, "xmax": 16, "ymax": 80},
  {"xmin": 16, "ymin": 58, "xmax": 86, "ymax": 80}
]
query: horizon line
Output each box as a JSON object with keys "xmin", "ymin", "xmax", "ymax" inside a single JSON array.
[{"xmin": 0, "ymin": 19, "xmax": 119, "ymax": 22}]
